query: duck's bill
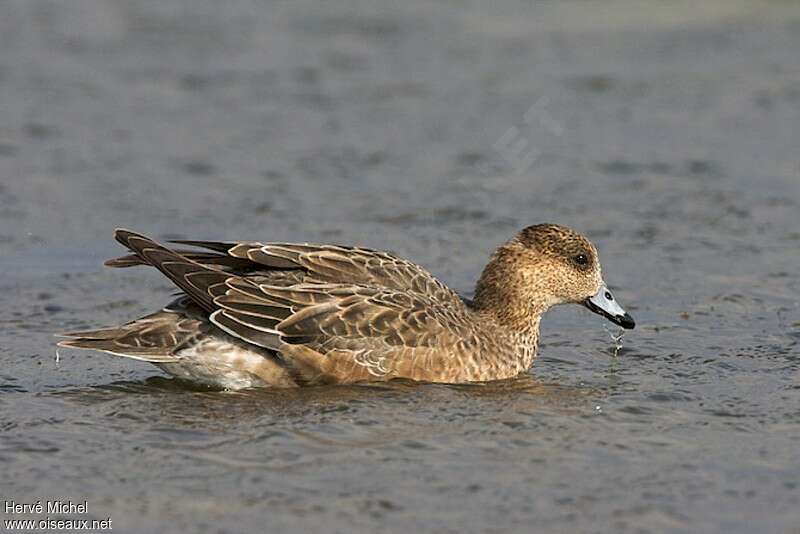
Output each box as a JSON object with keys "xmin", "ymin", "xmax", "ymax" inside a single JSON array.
[{"xmin": 584, "ymin": 284, "xmax": 635, "ymax": 329}]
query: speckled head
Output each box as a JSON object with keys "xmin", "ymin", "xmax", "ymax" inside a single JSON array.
[{"xmin": 474, "ymin": 224, "xmax": 635, "ymax": 330}]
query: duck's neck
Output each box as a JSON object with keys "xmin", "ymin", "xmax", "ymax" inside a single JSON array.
[{"xmin": 471, "ymin": 246, "xmax": 553, "ymax": 351}]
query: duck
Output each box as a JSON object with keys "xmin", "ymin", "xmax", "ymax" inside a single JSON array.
[{"xmin": 58, "ymin": 224, "xmax": 634, "ymax": 389}]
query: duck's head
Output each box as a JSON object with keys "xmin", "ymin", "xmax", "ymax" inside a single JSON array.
[{"xmin": 474, "ymin": 224, "xmax": 635, "ymax": 330}]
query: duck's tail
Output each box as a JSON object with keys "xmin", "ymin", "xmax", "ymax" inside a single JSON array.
[{"xmin": 56, "ymin": 299, "xmax": 207, "ymax": 363}]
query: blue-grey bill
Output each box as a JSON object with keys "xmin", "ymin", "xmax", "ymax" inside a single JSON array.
[{"xmin": 584, "ymin": 284, "xmax": 635, "ymax": 329}]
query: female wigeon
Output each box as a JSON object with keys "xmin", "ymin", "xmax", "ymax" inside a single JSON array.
[{"xmin": 59, "ymin": 225, "xmax": 634, "ymax": 389}]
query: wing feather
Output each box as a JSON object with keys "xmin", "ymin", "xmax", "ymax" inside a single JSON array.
[
  {"xmin": 208, "ymin": 310, "xmax": 281, "ymax": 349},
  {"xmin": 160, "ymin": 239, "xmax": 463, "ymax": 309},
  {"xmin": 99, "ymin": 231, "xmax": 479, "ymax": 383}
]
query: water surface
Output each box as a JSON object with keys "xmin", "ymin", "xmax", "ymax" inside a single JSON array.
[{"xmin": 1, "ymin": 1, "xmax": 799, "ymax": 532}]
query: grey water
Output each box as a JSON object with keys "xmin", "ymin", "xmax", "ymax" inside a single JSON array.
[{"xmin": 1, "ymin": 1, "xmax": 799, "ymax": 532}]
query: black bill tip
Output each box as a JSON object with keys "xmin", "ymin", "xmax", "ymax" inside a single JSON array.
[
  {"xmin": 614, "ymin": 312, "xmax": 636, "ymax": 330},
  {"xmin": 583, "ymin": 298, "xmax": 636, "ymax": 330}
]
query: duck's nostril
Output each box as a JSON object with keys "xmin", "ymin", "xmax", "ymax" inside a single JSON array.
[{"xmin": 605, "ymin": 291, "xmax": 613, "ymax": 300}]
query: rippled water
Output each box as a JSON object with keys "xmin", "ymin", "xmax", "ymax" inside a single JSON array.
[{"xmin": 1, "ymin": 1, "xmax": 799, "ymax": 532}]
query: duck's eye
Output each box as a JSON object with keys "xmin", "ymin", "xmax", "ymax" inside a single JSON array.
[{"xmin": 572, "ymin": 253, "xmax": 589, "ymax": 267}]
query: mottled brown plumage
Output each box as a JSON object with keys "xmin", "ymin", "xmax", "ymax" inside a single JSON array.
[{"xmin": 58, "ymin": 225, "xmax": 634, "ymax": 389}]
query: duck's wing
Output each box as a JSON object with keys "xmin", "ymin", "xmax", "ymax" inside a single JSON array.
[
  {"xmin": 212, "ymin": 279, "xmax": 479, "ymax": 384},
  {"xmin": 166, "ymin": 239, "xmax": 463, "ymax": 308},
  {"xmin": 105, "ymin": 249, "xmax": 253, "ymax": 271},
  {"xmin": 107, "ymin": 239, "xmax": 461, "ymax": 306},
  {"xmin": 105, "ymin": 230, "xmax": 479, "ymax": 383}
]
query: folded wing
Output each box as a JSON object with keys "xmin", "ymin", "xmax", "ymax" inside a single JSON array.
[
  {"xmin": 166, "ymin": 239, "xmax": 463, "ymax": 309},
  {"xmin": 106, "ymin": 230, "xmax": 477, "ymax": 383}
]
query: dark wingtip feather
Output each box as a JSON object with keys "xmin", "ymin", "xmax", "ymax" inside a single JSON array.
[
  {"xmin": 110, "ymin": 228, "xmax": 231, "ymax": 313},
  {"xmin": 169, "ymin": 239, "xmax": 237, "ymax": 253},
  {"xmin": 113, "ymin": 228, "xmax": 150, "ymax": 249},
  {"xmin": 109, "ymin": 229, "xmax": 156, "ymax": 268},
  {"xmin": 104, "ymin": 254, "xmax": 146, "ymax": 268}
]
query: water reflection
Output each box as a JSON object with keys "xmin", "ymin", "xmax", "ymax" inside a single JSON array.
[{"xmin": 52, "ymin": 373, "xmax": 602, "ymax": 420}]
